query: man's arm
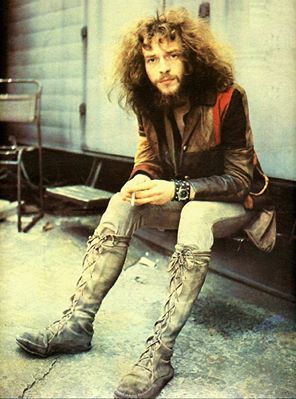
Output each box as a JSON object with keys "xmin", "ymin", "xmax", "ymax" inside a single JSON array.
[
  {"xmin": 129, "ymin": 115, "xmax": 163, "ymax": 180},
  {"xmin": 121, "ymin": 116, "xmax": 173, "ymax": 205},
  {"xmin": 188, "ymin": 88, "xmax": 254, "ymax": 203}
]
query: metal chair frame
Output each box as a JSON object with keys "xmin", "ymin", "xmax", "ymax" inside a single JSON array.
[{"xmin": 0, "ymin": 78, "xmax": 43, "ymax": 232}]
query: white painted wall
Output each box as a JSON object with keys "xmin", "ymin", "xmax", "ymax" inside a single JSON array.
[
  {"xmin": 84, "ymin": 0, "xmax": 161, "ymax": 157},
  {"xmin": 209, "ymin": 0, "xmax": 296, "ymax": 180}
]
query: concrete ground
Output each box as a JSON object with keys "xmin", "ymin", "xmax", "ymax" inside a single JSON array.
[{"xmin": 0, "ymin": 212, "xmax": 295, "ymax": 399}]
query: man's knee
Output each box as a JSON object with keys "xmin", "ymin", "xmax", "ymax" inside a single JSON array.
[
  {"xmin": 177, "ymin": 201, "xmax": 219, "ymax": 249},
  {"xmin": 108, "ymin": 192, "xmax": 126, "ymax": 210},
  {"xmin": 97, "ymin": 192, "xmax": 141, "ymax": 237},
  {"xmin": 104, "ymin": 192, "xmax": 135, "ymax": 220},
  {"xmin": 180, "ymin": 201, "xmax": 215, "ymax": 224}
]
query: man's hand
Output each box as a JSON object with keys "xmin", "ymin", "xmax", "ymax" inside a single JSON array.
[
  {"xmin": 120, "ymin": 174, "xmax": 151, "ymax": 202},
  {"xmin": 134, "ymin": 180, "xmax": 175, "ymax": 205},
  {"xmin": 121, "ymin": 176, "xmax": 175, "ymax": 206}
]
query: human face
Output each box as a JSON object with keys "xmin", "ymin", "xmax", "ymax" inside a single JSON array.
[{"xmin": 142, "ymin": 36, "xmax": 185, "ymax": 96}]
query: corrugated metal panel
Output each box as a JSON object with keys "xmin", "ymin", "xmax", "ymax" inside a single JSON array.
[{"xmin": 6, "ymin": 0, "xmax": 84, "ymax": 151}]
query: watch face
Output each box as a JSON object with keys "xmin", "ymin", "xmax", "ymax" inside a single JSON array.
[{"xmin": 178, "ymin": 187, "xmax": 189, "ymax": 201}]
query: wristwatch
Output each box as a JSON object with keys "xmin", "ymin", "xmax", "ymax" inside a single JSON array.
[
  {"xmin": 173, "ymin": 180, "xmax": 191, "ymax": 202},
  {"xmin": 177, "ymin": 185, "xmax": 189, "ymax": 201}
]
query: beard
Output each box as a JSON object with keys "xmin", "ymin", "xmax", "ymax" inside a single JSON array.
[
  {"xmin": 157, "ymin": 90, "xmax": 186, "ymax": 108},
  {"xmin": 153, "ymin": 75, "xmax": 191, "ymax": 109},
  {"xmin": 136, "ymin": 73, "xmax": 196, "ymax": 118}
]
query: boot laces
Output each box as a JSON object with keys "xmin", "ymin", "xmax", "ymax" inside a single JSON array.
[
  {"xmin": 136, "ymin": 246, "xmax": 210, "ymax": 373},
  {"xmin": 47, "ymin": 234, "xmax": 128, "ymax": 340}
]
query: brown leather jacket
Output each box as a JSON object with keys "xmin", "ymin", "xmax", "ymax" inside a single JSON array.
[{"xmin": 130, "ymin": 83, "xmax": 276, "ymax": 252}]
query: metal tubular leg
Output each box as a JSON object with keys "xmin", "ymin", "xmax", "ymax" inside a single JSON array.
[
  {"xmin": 37, "ymin": 123, "xmax": 44, "ymax": 215},
  {"xmin": 0, "ymin": 79, "xmax": 44, "ymax": 232},
  {"xmin": 85, "ymin": 159, "xmax": 102, "ymax": 188},
  {"xmin": 17, "ymin": 150, "xmax": 24, "ymax": 232}
]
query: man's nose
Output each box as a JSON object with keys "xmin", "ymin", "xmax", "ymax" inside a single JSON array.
[{"xmin": 159, "ymin": 57, "xmax": 170, "ymax": 74}]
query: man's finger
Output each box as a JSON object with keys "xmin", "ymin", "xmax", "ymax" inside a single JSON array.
[
  {"xmin": 134, "ymin": 194, "xmax": 161, "ymax": 205},
  {"xmin": 135, "ymin": 187, "xmax": 159, "ymax": 199},
  {"xmin": 125, "ymin": 180, "xmax": 155, "ymax": 193}
]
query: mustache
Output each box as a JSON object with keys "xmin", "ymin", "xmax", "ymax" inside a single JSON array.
[{"xmin": 157, "ymin": 75, "xmax": 179, "ymax": 84}]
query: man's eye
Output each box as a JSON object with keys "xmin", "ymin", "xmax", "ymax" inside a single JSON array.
[
  {"xmin": 147, "ymin": 58, "xmax": 156, "ymax": 64},
  {"xmin": 170, "ymin": 53, "xmax": 179, "ymax": 59}
]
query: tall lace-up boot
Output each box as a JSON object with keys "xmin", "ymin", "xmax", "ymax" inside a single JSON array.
[
  {"xmin": 16, "ymin": 232, "xmax": 130, "ymax": 357},
  {"xmin": 114, "ymin": 244, "xmax": 210, "ymax": 399}
]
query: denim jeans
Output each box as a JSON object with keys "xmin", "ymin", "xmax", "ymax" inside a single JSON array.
[{"xmin": 95, "ymin": 193, "xmax": 253, "ymax": 252}]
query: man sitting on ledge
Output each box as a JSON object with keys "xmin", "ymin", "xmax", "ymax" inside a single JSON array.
[{"xmin": 16, "ymin": 8, "xmax": 275, "ymax": 399}]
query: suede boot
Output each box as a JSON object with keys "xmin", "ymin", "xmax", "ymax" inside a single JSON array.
[
  {"xmin": 114, "ymin": 245, "xmax": 210, "ymax": 399},
  {"xmin": 16, "ymin": 232, "xmax": 129, "ymax": 357}
]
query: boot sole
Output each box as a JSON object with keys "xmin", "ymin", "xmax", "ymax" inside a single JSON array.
[
  {"xmin": 16, "ymin": 337, "xmax": 91, "ymax": 358},
  {"xmin": 113, "ymin": 369, "xmax": 174, "ymax": 399}
]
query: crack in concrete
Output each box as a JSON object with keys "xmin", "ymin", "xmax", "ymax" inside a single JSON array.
[{"xmin": 20, "ymin": 357, "xmax": 59, "ymax": 398}]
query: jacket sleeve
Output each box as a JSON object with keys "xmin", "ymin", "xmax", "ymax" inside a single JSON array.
[
  {"xmin": 189, "ymin": 88, "xmax": 255, "ymax": 202},
  {"xmin": 129, "ymin": 115, "xmax": 163, "ymax": 179}
]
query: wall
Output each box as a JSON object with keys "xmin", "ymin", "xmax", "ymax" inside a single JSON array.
[
  {"xmin": 4, "ymin": 0, "xmax": 296, "ymax": 180},
  {"xmin": 183, "ymin": 0, "xmax": 295, "ymax": 181},
  {"xmin": 210, "ymin": 0, "xmax": 296, "ymax": 181},
  {"xmin": 84, "ymin": 0, "xmax": 296, "ymax": 179},
  {"xmin": 5, "ymin": 0, "xmax": 85, "ymax": 150},
  {"xmin": 83, "ymin": 0, "xmax": 162, "ymax": 157}
]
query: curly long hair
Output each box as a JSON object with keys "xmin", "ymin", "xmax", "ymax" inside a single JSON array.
[{"xmin": 111, "ymin": 8, "xmax": 234, "ymax": 118}]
